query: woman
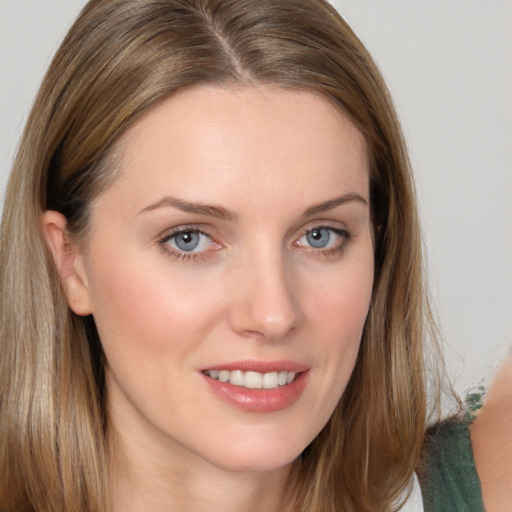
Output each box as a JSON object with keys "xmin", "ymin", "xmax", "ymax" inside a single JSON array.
[{"xmin": 0, "ymin": 0, "xmax": 440, "ymax": 510}]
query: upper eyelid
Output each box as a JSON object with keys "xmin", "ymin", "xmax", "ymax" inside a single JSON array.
[
  {"xmin": 296, "ymin": 223, "xmax": 350, "ymax": 238},
  {"xmin": 162, "ymin": 228, "xmax": 211, "ymax": 241},
  {"xmin": 297, "ymin": 226, "xmax": 351, "ymax": 242},
  {"xmin": 158, "ymin": 224, "xmax": 214, "ymax": 241},
  {"xmin": 297, "ymin": 216, "xmax": 350, "ymax": 229},
  {"xmin": 303, "ymin": 224, "xmax": 349, "ymax": 232}
]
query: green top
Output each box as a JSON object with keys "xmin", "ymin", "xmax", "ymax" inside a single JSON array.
[{"xmin": 418, "ymin": 391, "xmax": 485, "ymax": 512}]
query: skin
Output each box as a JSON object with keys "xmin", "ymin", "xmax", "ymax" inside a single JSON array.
[
  {"xmin": 43, "ymin": 86, "xmax": 374, "ymax": 512},
  {"xmin": 471, "ymin": 355, "xmax": 512, "ymax": 512}
]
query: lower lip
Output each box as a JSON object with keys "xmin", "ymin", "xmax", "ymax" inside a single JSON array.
[{"xmin": 202, "ymin": 371, "xmax": 309, "ymax": 412}]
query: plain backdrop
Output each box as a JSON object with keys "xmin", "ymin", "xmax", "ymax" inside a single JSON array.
[
  {"xmin": 1, "ymin": 0, "xmax": 511, "ymax": 409},
  {"xmin": 1, "ymin": 2, "xmax": 511, "ymax": 511}
]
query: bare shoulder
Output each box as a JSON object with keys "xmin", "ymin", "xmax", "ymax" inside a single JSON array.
[{"xmin": 471, "ymin": 356, "xmax": 512, "ymax": 512}]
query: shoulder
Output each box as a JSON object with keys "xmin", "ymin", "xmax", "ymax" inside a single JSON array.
[{"xmin": 417, "ymin": 393, "xmax": 485, "ymax": 512}]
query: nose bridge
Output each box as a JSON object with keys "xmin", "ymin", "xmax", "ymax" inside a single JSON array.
[{"xmin": 228, "ymin": 242, "xmax": 302, "ymax": 340}]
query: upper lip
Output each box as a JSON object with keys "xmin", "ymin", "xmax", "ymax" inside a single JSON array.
[{"xmin": 201, "ymin": 360, "xmax": 309, "ymax": 373}]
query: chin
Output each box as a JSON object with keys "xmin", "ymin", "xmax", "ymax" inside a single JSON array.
[{"xmin": 197, "ymin": 428, "xmax": 312, "ymax": 473}]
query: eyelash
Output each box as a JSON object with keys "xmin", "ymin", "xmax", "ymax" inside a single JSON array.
[
  {"xmin": 158, "ymin": 226, "xmax": 214, "ymax": 262},
  {"xmin": 294, "ymin": 226, "xmax": 353, "ymax": 259},
  {"xmin": 157, "ymin": 225, "xmax": 353, "ymax": 262}
]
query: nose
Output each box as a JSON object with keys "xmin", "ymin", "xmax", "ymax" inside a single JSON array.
[{"xmin": 227, "ymin": 250, "xmax": 303, "ymax": 342}]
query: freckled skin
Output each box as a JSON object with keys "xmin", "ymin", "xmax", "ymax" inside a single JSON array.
[{"xmin": 64, "ymin": 86, "xmax": 374, "ymax": 510}]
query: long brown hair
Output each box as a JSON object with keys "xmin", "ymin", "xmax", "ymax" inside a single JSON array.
[{"xmin": 0, "ymin": 1, "xmax": 442, "ymax": 510}]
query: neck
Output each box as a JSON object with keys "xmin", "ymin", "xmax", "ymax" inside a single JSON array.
[{"xmin": 108, "ymin": 424, "xmax": 297, "ymax": 512}]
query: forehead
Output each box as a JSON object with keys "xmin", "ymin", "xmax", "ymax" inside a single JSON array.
[{"xmin": 94, "ymin": 85, "xmax": 369, "ymax": 215}]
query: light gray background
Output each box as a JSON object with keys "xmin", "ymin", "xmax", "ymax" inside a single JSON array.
[{"xmin": 1, "ymin": 1, "xmax": 511, "ymax": 395}]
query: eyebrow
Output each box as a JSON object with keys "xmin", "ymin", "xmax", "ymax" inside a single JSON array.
[
  {"xmin": 138, "ymin": 192, "xmax": 368, "ymax": 220},
  {"xmin": 302, "ymin": 193, "xmax": 368, "ymax": 216},
  {"xmin": 138, "ymin": 195, "xmax": 238, "ymax": 220}
]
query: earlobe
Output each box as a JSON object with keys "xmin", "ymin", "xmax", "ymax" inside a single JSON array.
[{"xmin": 41, "ymin": 210, "xmax": 93, "ymax": 316}]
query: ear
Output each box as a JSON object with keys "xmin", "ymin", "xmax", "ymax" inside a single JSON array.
[{"xmin": 41, "ymin": 210, "xmax": 93, "ymax": 316}]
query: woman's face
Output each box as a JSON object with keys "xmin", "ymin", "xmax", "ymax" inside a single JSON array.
[{"xmin": 68, "ymin": 86, "xmax": 374, "ymax": 473}]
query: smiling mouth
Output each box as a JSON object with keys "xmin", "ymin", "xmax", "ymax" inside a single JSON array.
[{"xmin": 203, "ymin": 369, "xmax": 297, "ymax": 390}]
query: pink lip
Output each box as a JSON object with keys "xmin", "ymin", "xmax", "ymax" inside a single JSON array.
[{"xmin": 201, "ymin": 360, "xmax": 310, "ymax": 413}]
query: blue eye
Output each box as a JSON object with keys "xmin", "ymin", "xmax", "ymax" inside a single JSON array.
[
  {"xmin": 296, "ymin": 226, "xmax": 350, "ymax": 253},
  {"xmin": 164, "ymin": 229, "xmax": 214, "ymax": 254},
  {"xmin": 306, "ymin": 228, "xmax": 331, "ymax": 248},
  {"xmin": 174, "ymin": 232, "xmax": 200, "ymax": 251}
]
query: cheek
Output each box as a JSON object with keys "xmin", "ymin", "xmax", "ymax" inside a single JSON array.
[
  {"xmin": 85, "ymin": 251, "xmax": 222, "ymax": 367},
  {"xmin": 291, "ymin": 255, "xmax": 373, "ymax": 437},
  {"xmin": 307, "ymin": 259, "xmax": 373, "ymax": 339},
  {"xmin": 303, "ymin": 254, "xmax": 374, "ymax": 383}
]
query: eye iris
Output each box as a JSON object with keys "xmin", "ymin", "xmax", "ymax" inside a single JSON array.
[
  {"xmin": 174, "ymin": 232, "xmax": 200, "ymax": 251},
  {"xmin": 306, "ymin": 228, "xmax": 330, "ymax": 248}
]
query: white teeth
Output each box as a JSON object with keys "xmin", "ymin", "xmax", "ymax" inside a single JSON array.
[
  {"xmin": 205, "ymin": 369, "xmax": 298, "ymax": 389},
  {"xmin": 244, "ymin": 371, "xmax": 263, "ymax": 389},
  {"xmin": 230, "ymin": 370, "xmax": 244, "ymax": 386},
  {"xmin": 263, "ymin": 372, "xmax": 279, "ymax": 389}
]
